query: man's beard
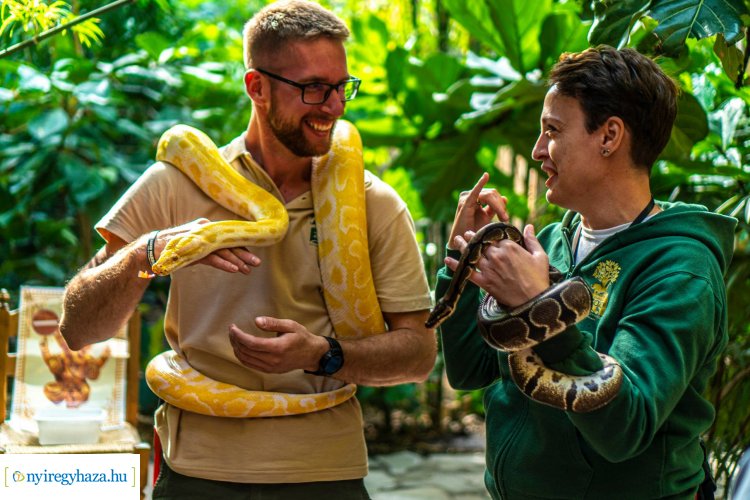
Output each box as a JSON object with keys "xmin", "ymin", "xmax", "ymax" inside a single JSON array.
[{"xmin": 268, "ymin": 101, "xmax": 335, "ymax": 157}]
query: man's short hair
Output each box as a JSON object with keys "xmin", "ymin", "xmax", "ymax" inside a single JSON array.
[
  {"xmin": 548, "ymin": 46, "xmax": 678, "ymax": 169},
  {"xmin": 243, "ymin": 0, "xmax": 350, "ymax": 70}
]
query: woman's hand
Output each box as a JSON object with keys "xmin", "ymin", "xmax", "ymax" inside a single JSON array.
[
  {"xmin": 448, "ymin": 173, "xmax": 509, "ymax": 250},
  {"xmin": 447, "ymin": 224, "xmax": 551, "ymax": 308}
]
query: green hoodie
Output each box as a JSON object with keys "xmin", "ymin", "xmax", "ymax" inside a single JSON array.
[{"xmin": 436, "ymin": 202, "xmax": 736, "ymax": 500}]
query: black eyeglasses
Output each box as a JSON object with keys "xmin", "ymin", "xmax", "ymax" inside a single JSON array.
[{"xmin": 254, "ymin": 68, "xmax": 361, "ymax": 104}]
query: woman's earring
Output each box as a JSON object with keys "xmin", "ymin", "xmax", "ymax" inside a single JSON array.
[{"xmin": 601, "ymin": 148, "xmax": 611, "ymax": 157}]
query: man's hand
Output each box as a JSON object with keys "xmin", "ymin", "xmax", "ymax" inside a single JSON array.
[
  {"xmin": 230, "ymin": 311, "xmax": 436, "ymax": 385},
  {"xmin": 155, "ymin": 218, "xmax": 261, "ymax": 274},
  {"xmin": 228, "ymin": 317, "xmax": 328, "ymax": 373}
]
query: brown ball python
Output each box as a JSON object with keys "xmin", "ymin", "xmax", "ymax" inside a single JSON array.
[{"xmin": 426, "ymin": 222, "xmax": 623, "ymax": 413}]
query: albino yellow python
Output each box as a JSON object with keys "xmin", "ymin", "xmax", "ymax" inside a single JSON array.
[{"xmin": 145, "ymin": 121, "xmax": 385, "ymax": 417}]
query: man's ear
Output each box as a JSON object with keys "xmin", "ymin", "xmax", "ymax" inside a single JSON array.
[
  {"xmin": 244, "ymin": 70, "xmax": 267, "ymax": 106},
  {"xmin": 600, "ymin": 116, "xmax": 625, "ymax": 155}
]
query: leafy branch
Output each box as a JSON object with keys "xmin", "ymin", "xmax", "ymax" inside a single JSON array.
[{"xmin": 0, "ymin": 0, "xmax": 135, "ymax": 59}]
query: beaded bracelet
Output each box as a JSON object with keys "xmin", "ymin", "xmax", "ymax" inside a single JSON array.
[{"xmin": 146, "ymin": 230, "xmax": 159, "ymax": 269}]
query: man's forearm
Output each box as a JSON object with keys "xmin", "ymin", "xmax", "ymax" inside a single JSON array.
[
  {"xmin": 60, "ymin": 236, "xmax": 150, "ymax": 350},
  {"xmin": 335, "ymin": 318, "xmax": 437, "ymax": 386}
]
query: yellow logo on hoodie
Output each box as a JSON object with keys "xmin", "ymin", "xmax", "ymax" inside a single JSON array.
[{"xmin": 591, "ymin": 260, "xmax": 621, "ymax": 316}]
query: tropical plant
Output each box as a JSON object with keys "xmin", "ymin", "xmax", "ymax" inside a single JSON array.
[{"xmin": 0, "ymin": 0, "xmax": 106, "ymax": 56}]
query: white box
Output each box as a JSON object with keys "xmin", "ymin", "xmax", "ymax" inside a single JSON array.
[{"xmin": 35, "ymin": 406, "xmax": 105, "ymax": 445}]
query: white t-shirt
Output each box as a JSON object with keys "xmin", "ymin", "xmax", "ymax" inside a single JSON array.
[{"xmin": 572, "ymin": 215, "xmax": 655, "ymax": 264}]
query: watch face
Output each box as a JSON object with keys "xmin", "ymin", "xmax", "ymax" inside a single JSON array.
[{"xmin": 323, "ymin": 354, "xmax": 344, "ymax": 374}]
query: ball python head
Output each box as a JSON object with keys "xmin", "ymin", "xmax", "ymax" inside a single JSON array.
[{"xmin": 426, "ymin": 222, "xmax": 523, "ymax": 329}]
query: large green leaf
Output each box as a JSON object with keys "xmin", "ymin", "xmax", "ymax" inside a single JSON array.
[
  {"xmin": 444, "ymin": 0, "xmax": 550, "ymax": 73},
  {"xmin": 389, "ymin": 52, "xmax": 470, "ymax": 133},
  {"xmin": 182, "ymin": 64, "xmax": 224, "ymax": 85},
  {"xmin": 356, "ymin": 115, "xmax": 419, "ymax": 147},
  {"xmin": 456, "ymin": 79, "xmax": 547, "ymax": 132},
  {"xmin": 51, "ymin": 58, "xmax": 96, "ymax": 88},
  {"xmin": 590, "ymin": 0, "xmax": 748, "ymax": 56},
  {"xmin": 649, "ymin": 0, "xmax": 748, "ymax": 55},
  {"xmin": 539, "ymin": 11, "xmax": 590, "ymax": 71},
  {"xmin": 385, "ymin": 47, "xmax": 409, "ymax": 99},
  {"xmin": 349, "ymin": 13, "xmax": 389, "ymax": 68},
  {"xmin": 660, "ymin": 91, "xmax": 709, "ymax": 160},
  {"xmin": 399, "ymin": 133, "xmax": 484, "ymax": 221},
  {"xmin": 466, "ymin": 52, "xmax": 521, "ymax": 81},
  {"xmin": 135, "ymin": 31, "xmax": 172, "ymax": 61},
  {"xmin": 17, "ymin": 64, "xmax": 51, "ymax": 93},
  {"xmin": 713, "ymin": 33, "xmax": 744, "ymax": 84},
  {"xmin": 27, "ymin": 109, "xmax": 69, "ymax": 141},
  {"xmin": 708, "ymin": 97, "xmax": 745, "ymax": 150},
  {"xmin": 675, "ymin": 91, "xmax": 710, "ymax": 143},
  {"xmin": 442, "ymin": 1, "xmax": 507, "ymax": 59},
  {"xmin": 589, "ymin": 0, "xmax": 652, "ymax": 48},
  {"xmin": 74, "ymin": 79, "xmax": 111, "ymax": 106},
  {"xmin": 691, "ymin": 73, "xmax": 718, "ymax": 112},
  {"xmin": 413, "ymin": 52, "xmax": 465, "ymax": 94},
  {"xmin": 61, "ymin": 157, "xmax": 109, "ymax": 207},
  {"xmin": 34, "ymin": 256, "xmax": 67, "ymax": 282}
]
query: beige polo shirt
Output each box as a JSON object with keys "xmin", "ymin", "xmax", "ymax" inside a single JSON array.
[{"xmin": 96, "ymin": 133, "xmax": 432, "ymax": 483}]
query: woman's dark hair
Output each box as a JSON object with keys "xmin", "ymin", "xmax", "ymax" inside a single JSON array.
[{"xmin": 548, "ymin": 46, "xmax": 678, "ymax": 169}]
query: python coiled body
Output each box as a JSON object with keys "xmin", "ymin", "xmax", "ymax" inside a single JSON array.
[
  {"xmin": 145, "ymin": 121, "xmax": 383, "ymax": 418},
  {"xmin": 146, "ymin": 351, "xmax": 356, "ymax": 417},
  {"xmin": 427, "ymin": 222, "xmax": 622, "ymax": 413}
]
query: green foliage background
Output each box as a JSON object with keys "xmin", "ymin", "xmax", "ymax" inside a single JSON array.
[{"xmin": 1, "ymin": 0, "xmax": 749, "ymax": 492}]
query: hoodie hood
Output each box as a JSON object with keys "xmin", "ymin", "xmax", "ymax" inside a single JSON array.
[{"xmin": 561, "ymin": 201, "xmax": 737, "ymax": 274}]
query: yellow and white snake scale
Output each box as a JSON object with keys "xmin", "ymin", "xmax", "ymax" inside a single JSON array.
[
  {"xmin": 145, "ymin": 121, "xmax": 385, "ymax": 418},
  {"xmin": 151, "ymin": 125, "xmax": 289, "ymax": 276}
]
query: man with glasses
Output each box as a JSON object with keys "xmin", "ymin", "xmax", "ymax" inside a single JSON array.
[
  {"xmin": 59, "ymin": 1, "xmax": 435, "ymax": 498},
  {"xmin": 252, "ymin": 68, "xmax": 361, "ymax": 105}
]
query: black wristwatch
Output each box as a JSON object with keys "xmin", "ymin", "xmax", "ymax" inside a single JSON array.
[{"xmin": 305, "ymin": 336, "xmax": 344, "ymax": 376}]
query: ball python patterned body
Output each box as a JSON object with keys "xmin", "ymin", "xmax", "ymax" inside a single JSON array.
[
  {"xmin": 145, "ymin": 121, "xmax": 385, "ymax": 418},
  {"xmin": 426, "ymin": 222, "xmax": 622, "ymax": 413}
]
